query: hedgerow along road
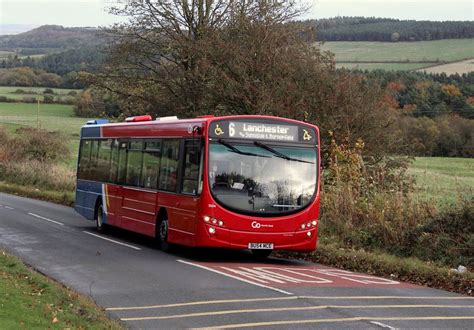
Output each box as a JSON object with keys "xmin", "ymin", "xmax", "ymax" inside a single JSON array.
[{"xmin": 0, "ymin": 192, "xmax": 473, "ymax": 329}]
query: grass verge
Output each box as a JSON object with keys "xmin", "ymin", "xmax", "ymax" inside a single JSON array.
[
  {"xmin": 275, "ymin": 241, "xmax": 473, "ymax": 296},
  {"xmin": 0, "ymin": 182, "xmax": 74, "ymax": 206},
  {"xmin": 0, "ymin": 249, "xmax": 122, "ymax": 328}
]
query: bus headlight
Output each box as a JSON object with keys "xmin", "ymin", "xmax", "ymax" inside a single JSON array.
[
  {"xmin": 300, "ymin": 220, "xmax": 318, "ymax": 231},
  {"xmin": 209, "ymin": 227, "xmax": 216, "ymax": 234},
  {"xmin": 307, "ymin": 231, "xmax": 312, "ymax": 237},
  {"xmin": 203, "ymin": 216, "xmax": 210, "ymax": 222}
]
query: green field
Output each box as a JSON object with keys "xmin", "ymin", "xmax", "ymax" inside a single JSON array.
[
  {"xmin": 0, "ymin": 102, "xmax": 91, "ymax": 165},
  {"xmin": 408, "ymin": 157, "xmax": 474, "ymax": 204},
  {"xmin": 0, "ymin": 86, "xmax": 79, "ymax": 103},
  {"xmin": 320, "ymin": 39, "xmax": 474, "ymax": 71},
  {"xmin": 0, "ymin": 50, "xmax": 15, "ymax": 58}
]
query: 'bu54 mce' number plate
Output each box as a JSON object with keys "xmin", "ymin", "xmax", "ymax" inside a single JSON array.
[{"xmin": 248, "ymin": 243, "xmax": 274, "ymax": 249}]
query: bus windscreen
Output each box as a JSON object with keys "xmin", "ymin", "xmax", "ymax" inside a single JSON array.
[{"xmin": 208, "ymin": 141, "xmax": 317, "ymax": 215}]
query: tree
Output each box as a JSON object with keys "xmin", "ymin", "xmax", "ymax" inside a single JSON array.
[
  {"xmin": 391, "ymin": 32, "xmax": 400, "ymax": 42},
  {"xmin": 90, "ymin": 0, "xmax": 399, "ymax": 159}
]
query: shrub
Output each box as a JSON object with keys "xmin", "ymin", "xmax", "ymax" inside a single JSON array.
[
  {"xmin": 43, "ymin": 94, "xmax": 54, "ymax": 103},
  {"xmin": 43, "ymin": 88, "xmax": 54, "ymax": 94},
  {"xmin": 319, "ymin": 137, "xmax": 430, "ymax": 252},
  {"xmin": 13, "ymin": 127, "xmax": 69, "ymax": 162},
  {"xmin": 403, "ymin": 200, "xmax": 474, "ymax": 268},
  {"xmin": 22, "ymin": 96, "xmax": 37, "ymax": 103},
  {"xmin": 0, "ymin": 161, "xmax": 75, "ymax": 192}
]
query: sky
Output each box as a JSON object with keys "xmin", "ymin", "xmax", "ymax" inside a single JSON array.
[{"xmin": 0, "ymin": 0, "xmax": 472, "ymax": 28}]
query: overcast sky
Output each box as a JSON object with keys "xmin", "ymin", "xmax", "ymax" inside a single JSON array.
[{"xmin": 0, "ymin": 0, "xmax": 472, "ymax": 27}]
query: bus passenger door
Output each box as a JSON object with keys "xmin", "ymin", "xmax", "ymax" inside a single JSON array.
[{"xmin": 165, "ymin": 140, "xmax": 202, "ymax": 246}]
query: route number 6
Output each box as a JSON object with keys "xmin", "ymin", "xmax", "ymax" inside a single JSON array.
[{"xmin": 229, "ymin": 122, "xmax": 235, "ymax": 137}]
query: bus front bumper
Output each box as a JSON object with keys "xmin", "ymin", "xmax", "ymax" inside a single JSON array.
[{"xmin": 198, "ymin": 224, "xmax": 317, "ymax": 252}]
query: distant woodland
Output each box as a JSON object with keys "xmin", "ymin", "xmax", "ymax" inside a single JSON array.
[{"xmin": 306, "ymin": 17, "xmax": 474, "ymax": 42}]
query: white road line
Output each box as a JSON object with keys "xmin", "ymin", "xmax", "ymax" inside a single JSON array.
[
  {"xmin": 177, "ymin": 260, "xmax": 294, "ymax": 296},
  {"xmin": 4, "ymin": 206, "xmax": 14, "ymax": 210},
  {"xmin": 370, "ymin": 321, "xmax": 396, "ymax": 329},
  {"xmin": 83, "ymin": 231, "xmax": 142, "ymax": 250},
  {"xmin": 28, "ymin": 212, "xmax": 65, "ymax": 226}
]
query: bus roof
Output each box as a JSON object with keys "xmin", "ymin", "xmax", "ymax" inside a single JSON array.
[{"xmin": 80, "ymin": 115, "xmax": 318, "ymax": 139}]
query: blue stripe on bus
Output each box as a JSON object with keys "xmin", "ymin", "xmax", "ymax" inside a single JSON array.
[
  {"xmin": 80, "ymin": 126, "xmax": 101, "ymax": 138},
  {"xmin": 74, "ymin": 180, "xmax": 105, "ymax": 221}
]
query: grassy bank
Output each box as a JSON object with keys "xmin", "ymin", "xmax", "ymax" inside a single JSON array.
[
  {"xmin": 0, "ymin": 250, "xmax": 121, "ymax": 328},
  {"xmin": 276, "ymin": 241, "xmax": 474, "ymax": 296}
]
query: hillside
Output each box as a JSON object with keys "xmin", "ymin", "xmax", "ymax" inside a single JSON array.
[{"xmin": 0, "ymin": 25, "xmax": 104, "ymax": 51}]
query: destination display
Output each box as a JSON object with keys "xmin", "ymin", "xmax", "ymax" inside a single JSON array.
[{"xmin": 209, "ymin": 120, "xmax": 316, "ymax": 144}]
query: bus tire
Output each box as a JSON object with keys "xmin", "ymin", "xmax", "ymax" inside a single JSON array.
[
  {"xmin": 95, "ymin": 202, "xmax": 106, "ymax": 234},
  {"xmin": 157, "ymin": 215, "xmax": 171, "ymax": 252},
  {"xmin": 251, "ymin": 249, "xmax": 272, "ymax": 259}
]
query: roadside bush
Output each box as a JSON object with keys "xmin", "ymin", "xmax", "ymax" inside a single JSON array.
[
  {"xmin": 403, "ymin": 200, "xmax": 474, "ymax": 269},
  {"xmin": 0, "ymin": 161, "xmax": 75, "ymax": 192},
  {"xmin": 0, "ymin": 128, "xmax": 73, "ymax": 193},
  {"xmin": 319, "ymin": 137, "xmax": 433, "ymax": 254},
  {"xmin": 13, "ymin": 127, "xmax": 69, "ymax": 162}
]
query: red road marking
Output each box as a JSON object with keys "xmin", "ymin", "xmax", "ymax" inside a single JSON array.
[{"xmin": 193, "ymin": 262, "xmax": 415, "ymax": 288}]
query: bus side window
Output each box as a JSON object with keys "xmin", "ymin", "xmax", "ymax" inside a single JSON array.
[
  {"xmin": 89, "ymin": 140, "xmax": 100, "ymax": 181},
  {"xmin": 181, "ymin": 140, "xmax": 202, "ymax": 195},
  {"xmin": 117, "ymin": 141, "xmax": 128, "ymax": 184},
  {"xmin": 141, "ymin": 139, "xmax": 161, "ymax": 189},
  {"xmin": 97, "ymin": 139, "xmax": 112, "ymax": 182},
  {"xmin": 125, "ymin": 140, "xmax": 144, "ymax": 187},
  {"xmin": 158, "ymin": 139, "xmax": 180, "ymax": 191},
  {"xmin": 78, "ymin": 140, "xmax": 91, "ymax": 180},
  {"xmin": 109, "ymin": 139, "xmax": 119, "ymax": 183}
]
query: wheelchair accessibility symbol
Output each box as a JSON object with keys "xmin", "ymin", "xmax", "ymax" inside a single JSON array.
[{"xmin": 214, "ymin": 124, "xmax": 224, "ymax": 136}]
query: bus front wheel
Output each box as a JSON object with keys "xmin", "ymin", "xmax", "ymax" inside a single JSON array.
[{"xmin": 95, "ymin": 203, "xmax": 106, "ymax": 234}]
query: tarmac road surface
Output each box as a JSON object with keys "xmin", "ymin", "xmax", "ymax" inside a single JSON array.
[{"xmin": 1, "ymin": 192, "xmax": 473, "ymax": 329}]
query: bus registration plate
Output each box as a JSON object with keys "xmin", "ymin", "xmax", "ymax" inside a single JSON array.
[{"xmin": 248, "ymin": 243, "xmax": 273, "ymax": 249}]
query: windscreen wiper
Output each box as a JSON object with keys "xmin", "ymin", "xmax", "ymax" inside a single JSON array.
[
  {"xmin": 253, "ymin": 141, "xmax": 314, "ymax": 164},
  {"xmin": 218, "ymin": 139, "xmax": 270, "ymax": 158}
]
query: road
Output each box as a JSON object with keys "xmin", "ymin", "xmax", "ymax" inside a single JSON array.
[{"xmin": 0, "ymin": 192, "xmax": 473, "ymax": 329}]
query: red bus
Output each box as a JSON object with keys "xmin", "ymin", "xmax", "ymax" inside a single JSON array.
[{"xmin": 75, "ymin": 115, "xmax": 320, "ymax": 257}]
